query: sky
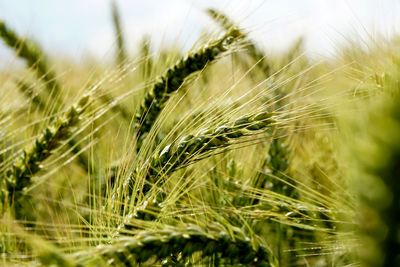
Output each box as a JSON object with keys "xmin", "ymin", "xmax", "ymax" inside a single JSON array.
[{"xmin": 0, "ymin": 0, "xmax": 399, "ymax": 65}]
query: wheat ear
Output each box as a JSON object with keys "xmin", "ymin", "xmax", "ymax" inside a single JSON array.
[
  {"xmin": 15, "ymin": 80, "xmax": 94, "ymax": 174},
  {"xmin": 134, "ymin": 28, "xmax": 243, "ymax": 149},
  {"xmin": 135, "ymin": 111, "xmax": 276, "ymax": 197},
  {"xmin": 0, "ymin": 20, "xmax": 62, "ymax": 102},
  {"xmin": 119, "ymin": 111, "xmax": 275, "ymax": 219},
  {"xmin": 111, "ymin": 0, "xmax": 128, "ymax": 66},
  {"xmin": 77, "ymin": 224, "xmax": 272, "ymax": 266},
  {"xmin": 0, "ymin": 94, "xmax": 91, "ymax": 215},
  {"xmin": 1, "ymin": 20, "xmax": 95, "ymax": 174}
]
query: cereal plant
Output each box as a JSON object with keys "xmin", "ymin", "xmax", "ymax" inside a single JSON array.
[{"xmin": 0, "ymin": 2, "xmax": 399, "ymax": 267}]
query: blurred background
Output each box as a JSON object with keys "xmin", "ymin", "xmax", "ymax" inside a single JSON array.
[{"xmin": 0, "ymin": 0, "xmax": 399, "ymax": 65}]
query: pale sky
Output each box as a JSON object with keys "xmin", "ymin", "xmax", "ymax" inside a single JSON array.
[{"xmin": 0, "ymin": 0, "xmax": 399, "ymax": 65}]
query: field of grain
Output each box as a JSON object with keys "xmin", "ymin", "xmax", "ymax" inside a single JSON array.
[{"xmin": 0, "ymin": 2, "xmax": 399, "ymax": 267}]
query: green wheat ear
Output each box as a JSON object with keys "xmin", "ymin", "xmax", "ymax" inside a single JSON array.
[
  {"xmin": 117, "ymin": 111, "xmax": 276, "ymax": 221},
  {"xmin": 76, "ymin": 224, "xmax": 273, "ymax": 266},
  {"xmin": 0, "ymin": 20, "xmax": 62, "ymax": 105},
  {"xmin": 0, "ymin": 19, "xmax": 98, "ymax": 175},
  {"xmin": 0, "ymin": 20, "xmax": 95, "ymax": 175},
  {"xmin": 134, "ymin": 28, "xmax": 243, "ymax": 150},
  {"xmin": 0, "ymin": 94, "xmax": 91, "ymax": 217},
  {"xmin": 15, "ymin": 79, "xmax": 94, "ymax": 174},
  {"xmin": 148, "ymin": 111, "xmax": 275, "ymax": 180},
  {"xmin": 123, "ymin": 111, "xmax": 276, "ymax": 209}
]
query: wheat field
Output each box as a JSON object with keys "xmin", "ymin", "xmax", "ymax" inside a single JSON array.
[{"xmin": 0, "ymin": 2, "xmax": 399, "ymax": 267}]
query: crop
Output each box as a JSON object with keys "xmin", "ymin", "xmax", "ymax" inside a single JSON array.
[{"xmin": 0, "ymin": 4, "xmax": 399, "ymax": 267}]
